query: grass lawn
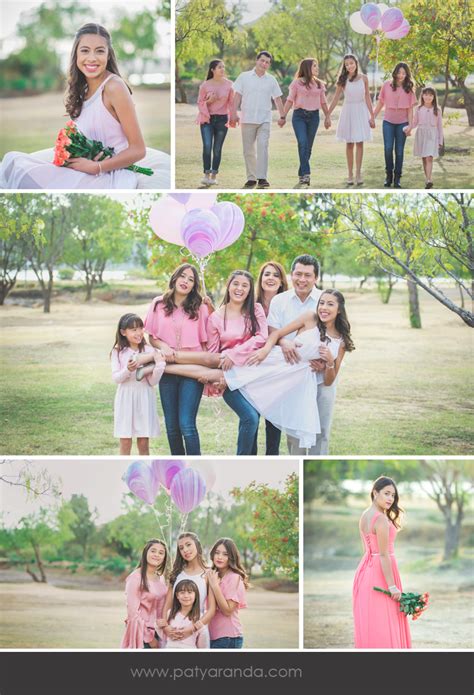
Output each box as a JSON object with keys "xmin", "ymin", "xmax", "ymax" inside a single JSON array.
[
  {"xmin": 0, "ymin": 285, "xmax": 472, "ymax": 456},
  {"xmin": 175, "ymin": 103, "xmax": 474, "ymax": 189},
  {"xmin": 0, "ymin": 88, "xmax": 170, "ymax": 156}
]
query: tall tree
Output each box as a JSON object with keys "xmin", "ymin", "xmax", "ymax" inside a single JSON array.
[{"xmin": 64, "ymin": 494, "xmax": 98, "ymax": 560}]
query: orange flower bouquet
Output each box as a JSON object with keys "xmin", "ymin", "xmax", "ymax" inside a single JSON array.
[{"xmin": 373, "ymin": 587, "xmax": 430, "ymax": 620}]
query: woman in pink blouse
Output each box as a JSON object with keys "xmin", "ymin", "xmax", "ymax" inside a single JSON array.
[
  {"xmin": 280, "ymin": 58, "xmax": 331, "ymax": 188},
  {"xmin": 373, "ymin": 62, "xmax": 417, "ymax": 188},
  {"xmin": 404, "ymin": 87, "xmax": 444, "ymax": 189},
  {"xmin": 121, "ymin": 539, "xmax": 169, "ymax": 649},
  {"xmin": 197, "ymin": 60, "xmax": 234, "ymax": 186}
]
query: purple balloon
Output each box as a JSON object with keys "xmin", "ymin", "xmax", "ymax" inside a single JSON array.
[
  {"xmin": 169, "ymin": 193, "xmax": 191, "ymax": 205},
  {"xmin": 170, "ymin": 468, "xmax": 206, "ymax": 514},
  {"xmin": 181, "ymin": 208, "xmax": 221, "ymax": 258},
  {"xmin": 381, "ymin": 8, "xmax": 404, "ymax": 33},
  {"xmin": 211, "ymin": 202, "xmax": 245, "ymax": 251},
  {"xmin": 151, "ymin": 459, "xmax": 186, "ymax": 490},
  {"xmin": 385, "ymin": 18, "xmax": 410, "ymax": 40},
  {"xmin": 361, "ymin": 3, "xmax": 381, "ymax": 30},
  {"xmin": 123, "ymin": 461, "xmax": 159, "ymax": 505}
]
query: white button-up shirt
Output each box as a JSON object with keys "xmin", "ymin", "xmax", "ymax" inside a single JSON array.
[
  {"xmin": 267, "ymin": 287, "xmax": 322, "ymax": 339},
  {"xmin": 233, "ymin": 69, "xmax": 283, "ymax": 124}
]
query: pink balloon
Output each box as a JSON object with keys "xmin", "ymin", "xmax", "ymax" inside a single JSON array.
[
  {"xmin": 350, "ymin": 11, "xmax": 373, "ymax": 35},
  {"xmin": 170, "ymin": 468, "xmax": 206, "ymax": 514},
  {"xmin": 211, "ymin": 201, "xmax": 245, "ymax": 251},
  {"xmin": 361, "ymin": 3, "xmax": 381, "ymax": 30},
  {"xmin": 381, "ymin": 8, "xmax": 404, "ymax": 33},
  {"xmin": 181, "ymin": 208, "xmax": 221, "ymax": 258},
  {"xmin": 385, "ymin": 18, "xmax": 410, "ymax": 39},
  {"xmin": 184, "ymin": 192, "xmax": 218, "ymax": 211},
  {"xmin": 169, "ymin": 193, "xmax": 191, "ymax": 205},
  {"xmin": 149, "ymin": 196, "xmax": 185, "ymax": 245},
  {"xmin": 123, "ymin": 461, "xmax": 159, "ymax": 505},
  {"xmin": 151, "ymin": 459, "xmax": 187, "ymax": 490}
]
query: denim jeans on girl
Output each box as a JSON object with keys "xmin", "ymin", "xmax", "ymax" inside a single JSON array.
[
  {"xmin": 382, "ymin": 120, "xmax": 408, "ymax": 178},
  {"xmin": 265, "ymin": 419, "xmax": 281, "ymax": 455},
  {"xmin": 200, "ymin": 114, "xmax": 229, "ymax": 173},
  {"xmin": 222, "ymin": 388, "xmax": 259, "ymax": 455},
  {"xmin": 210, "ymin": 636, "xmax": 244, "ymax": 649},
  {"xmin": 159, "ymin": 373, "xmax": 204, "ymax": 455},
  {"xmin": 292, "ymin": 108, "xmax": 320, "ymax": 177}
]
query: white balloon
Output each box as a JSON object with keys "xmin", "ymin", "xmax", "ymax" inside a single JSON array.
[
  {"xmin": 185, "ymin": 192, "xmax": 218, "ymax": 211},
  {"xmin": 377, "ymin": 3, "xmax": 389, "ymax": 15},
  {"xmin": 350, "ymin": 11, "xmax": 373, "ymax": 35},
  {"xmin": 193, "ymin": 462, "xmax": 216, "ymax": 492}
]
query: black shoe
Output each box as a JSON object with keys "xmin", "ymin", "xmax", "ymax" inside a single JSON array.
[
  {"xmin": 257, "ymin": 179, "xmax": 270, "ymax": 188},
  {"xmin": 394, "ymin": 176, "xmax": 402, "ymax": 189},
  {"xmin": 426, "ymin": 181, "xmax": 433, "ymax": 189},
  {"xmin": 243, "ymin": 179, "xmax": 257, "ymax": 189},
  {"xmin": 384, "ymin": 173, "xmax": 393, "ymax": 187}
]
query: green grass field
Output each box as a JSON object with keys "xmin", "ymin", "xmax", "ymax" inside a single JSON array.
[
  {"xmin": 0, "ymin": 284, "xmax": 472, "ymax": 455},
  {"xmin": 175, "ymin": 103, "xmax": 473, "ymax": 189}
]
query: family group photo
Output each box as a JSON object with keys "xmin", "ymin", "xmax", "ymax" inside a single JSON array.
[
  {"xmin": 175, "ymin": 0, "xmax": 473, "ymax": 190},
  {"xmin": 0, "ymin": 190, "xmax": 471, "ymax": 457},
  {"xmin": 0, "ymin": 0, "xmax": 171, "ymax": 189},
  {"xmin": 303, "ymin": 459, "xmax": 474, "ymax": 649},
  {"xmin": 0, "ymin": 457, "xmax": 299, "ymax": 649}
]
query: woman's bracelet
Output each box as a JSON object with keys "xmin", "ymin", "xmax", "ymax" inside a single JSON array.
[
  {"xmin": 194, "ymin": 620, "xmax": 204, "ymax": 632},
  {"xmin": 326, "ymin": 363, "xmax": 335, "ymax": 369},
  {"xmin": 389, "ymin": 585, "xmax": 399, "ymax": 592},
  {"xmin": 96, "ymin": 161, "xmax": 102, "ymax": 177}
]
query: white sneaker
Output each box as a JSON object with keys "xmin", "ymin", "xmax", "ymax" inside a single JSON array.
[
  {"xmin": 201, "ymin": 175, "xmax": 211, "ymax": 185},
  {"xmin": 208, "ymin": 177, "xmax": 217, "ymax": 185}
]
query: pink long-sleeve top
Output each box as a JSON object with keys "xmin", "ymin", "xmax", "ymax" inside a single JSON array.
[
  {"xmin": 111, "ymin": 345, "xmax": 165, "ymax": 386},
  {"xmin": 121, "ymin": 569, "xmax": 168, "ymax": 649},
  {"xmin": 144, "ymin": 298, "xmax": 209, "ymax": 352},
  {"xmin": 378, "ymin": 80, "xmax": 417, "ymax": 124},
  {"xmin": 411, "ymin": 105, "xmax": 444, "ymax": 144},
  {"xmin": 206, "ymin": 303, "xmax": 268, "ymax": 365},
  {"xmin": 196, "ymin": 79, "xmax": 234, "ymax": 125},
  {"xmin": 163, "ymin": 612, "xmax": 208, "ymax": 649},
  {"xmin": 287, "ymin": 79, "xmax": 327, "ymax": 111},
  {"xmin": 209, "ymin": 571, "xmax": 247, "ymax": 640}
]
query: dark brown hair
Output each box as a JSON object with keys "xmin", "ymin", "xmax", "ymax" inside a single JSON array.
[
  {"xmin": 316, "ymin": 290, "xmax": 355, "ymax": 352},
  {"xmin": 210, "ymin": 537, "xmax": 249, "ymax": 590},
  {"xmin": 256, "ymin": 261, "xmax": 288, "ymax": 307},
  {"xmin": 295, "ymin": 58, "xmax": 324, "ymax": 89},
  {"xmin": 371, "ymin": 476, "xmax": 404, "ymax": 529},
  {"xmin": 419, "ymin": 87, "xmax": 439, "ymax": 116},
  {"xmin": 170, "ymin": 579, "xmax": 201, "ymax": 623},
  {"xmin": 154, "ymin": 264, "xmax": 203, "ymax": 321},
  {"xmin": 112, "ymin": 313, "xmax": 146, "ymax": 356},
  {"xmin": 391, "ymin": 62, "xmax": 414, "ymax": 94},
  {"xmin": 170, "ymin": 532, "xmax": 208, "ymax": 585},
  {"xmin": 137, "ymin": 539, "xmax": 169, "ymax": 593},
  {"xmin": 336, "ymin": 54, "xmax": 359, "ymax": 88},
  {"xmin": 222, "ymin": 270, "xmax": 260, "ymax": 337},
  {"xmin": 206, "ymin": 59, "xmax": 224, "ymax": 80}
]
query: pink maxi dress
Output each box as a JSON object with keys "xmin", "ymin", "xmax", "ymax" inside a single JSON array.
[
  {"xmin": 353, "ymin": 510, "xmax": 411, "ymax": 648},
  {"xmin": 121, "ymin": 569, "xmax": 168, "ymax": 649}
]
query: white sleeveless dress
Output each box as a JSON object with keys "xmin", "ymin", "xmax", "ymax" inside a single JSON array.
[{"xmin": 336, "ymin": 78, "xmax": 372, "ymax": 144}]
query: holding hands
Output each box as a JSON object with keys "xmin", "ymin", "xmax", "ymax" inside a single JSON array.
[
  {"xmin": 246, "ymin": 346, "xmax": 270, "ymax": 366},
  {"xmin": 324, "ymin": 116, "xmax": 331, "ymax": 130},
  {"xmin": 280, "ymin": 338, "xmax": 302, "ymax": 365}
]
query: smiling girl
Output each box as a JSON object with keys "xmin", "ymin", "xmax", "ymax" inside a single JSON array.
[
  {"xmin": 163, "ymin": 580, "xmax": 208, "ymax": 649},
  {"xmin": 208, "ymin": 538, "xmax": 248, "ymax": 649}
]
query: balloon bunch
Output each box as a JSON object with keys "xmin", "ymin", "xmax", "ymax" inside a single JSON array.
[{"xmin": 149, "ymin": 193, "xmax": 245, "ymax": 294}]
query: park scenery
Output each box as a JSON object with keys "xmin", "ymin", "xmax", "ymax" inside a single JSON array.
[
  {"xmin": 175, "ymin": 0, "xmax": 473, "ymax": 189},
  {"xmin": 304, "ymin": 459, "xmax": 474, "ymax": 649},
  {"xmin": 0, "ymin": 457, "xmax": 299, "ymax": 649},
  {"xmin": 0, "ymin": 190, "xmax": 472, "ymax": 456}
]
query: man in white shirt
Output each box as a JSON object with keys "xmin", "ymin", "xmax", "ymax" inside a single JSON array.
[
  {"xmin": 267, "ymin": 254, "xmax": 337, "ymax": 455},
  {"xmin": 231, "ymin": 51, "xmax": 285, "ymax": 189}
]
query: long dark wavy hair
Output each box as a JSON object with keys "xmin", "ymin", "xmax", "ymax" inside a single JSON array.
[
  {"xmin": 391, "ymin": 62, "xmax": 414, "ymax": 94},
  {"xmin": 206, "ymin": 59, "xmax": 224, "ymax": 80},
  {"xmin": 154, "ymin": 264, "xmax": 203, "ymax": 321},
  {"xmin": 222, "ymin": 270, "xmax": 260, "ymax": 337},
  {"xmin": 210, "ymin": 537, "xmax": 250, "ymax": 590},
  {"xmin": 371, "ymin": 476, "xmax": 404, "ymax": 529},
  {"xmin": 316, "ymin": 290, "xmax": 355, "ymax": 352},
  {"xmin": 256, "ymin": 261, "xmax": 288, "ymax": 306},
  {"xmin": 419, "ymin": 87, "xmax": 439, "ymax": 116},
  {"xmin": 295, "ymin": 58, "xmax": 324, "ymax": 89},
  {"xmin": 111, "ymin": 313, "xmax": 146, "ymax": 356},
  {"xmin": 336, "ymin": 54, "xmax": 359, "ymax": 88},
  {"xmin": 170, "ymin": 532, "xmax": 208, "ymax": 585},
  {"xmin": 65, "ymin": 23, "xmax": 130, "ymax": 118},
  {"xmin": 170, "ymin": 579, "xmax": 201, "ymax": 623},
  {"xmin": 136, "ymin": 539, "xmax": 169, "ymax": 593}
]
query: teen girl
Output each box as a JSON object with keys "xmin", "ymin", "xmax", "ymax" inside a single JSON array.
[
  {"xmin": 208, "ymin": 538, "xmax": 248, "ymax": 649},
  {"xmin": 326, "ymin": 54, "xmax": 375, "ymax": 186},
  {"xmin": 374, "ymin": 62, "xmax": 417, "ymax": 188},
  {"xmin": 404, "ymin": 87, "xmax": 444, "ymax": 189},
  {"xmin": 111, "ymin": 313, "xmax": 165, "ymax": 455},
  {"xmin": 163, "ymin": 580, "xmax": 208, "ymax": 649},
  {"xmin": 121, "ymin": 539, "xmax": 169, "ymax": 649},
  {"xmin": 196, "ymin": 60, "xmax": 234, "ymax": 186},
  {"xmin": 2, "ymin": 23, "xmax": 148, "ymax": 189},
  {"xmin": 353, "ymin": 477, "xmax": 411, "ymax": 648}
]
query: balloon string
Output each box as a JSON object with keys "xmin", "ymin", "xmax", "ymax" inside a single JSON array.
[
  {"xmin": 373, "ymin": 34, "xmax": 381, "ymax": 106},
  {"xmin": 180, "ymin": 513, "xmax": 189, "ymax": 534},
  {"xmin": 178, "ymin": 246, "xmax": 211, "ymax": 297},
  {"xmin": 150, "ymin": 503, "xmax": 170, "ymax": 544}
]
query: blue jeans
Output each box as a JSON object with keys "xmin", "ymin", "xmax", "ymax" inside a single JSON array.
[
  {"xmin": 200, "ymin": 114, "xmax": 228, "ymax": 173},
  {"xmin": 210, "ymin": 636, "xmax": 244, "ymax": 649},
  {"xmin": 222, "ymin": 388, "xmax": 259, "ymax": 455},
  {"xmin": 383, "ymin": 120, "xmax": 408, "ymax": 177},
  {"xmin": 265, "ymin": 419, "xmax": 281, "ymax": 455},
  {"xmin": 159, "ymin": 373, "xmax": 203, "ymax": 455},
  {"xmin": 292, "ymin": 108, "xmax": 320, "ymax": 176}
]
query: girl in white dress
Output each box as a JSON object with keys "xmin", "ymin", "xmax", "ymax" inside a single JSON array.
[
  {"xmin": 404, "ymin": 87, "xmax": 444, "ymax": 189},
  {"xmin": 326, "ymin": 55, "xmax": 375, "ymax": 186},
  {"xmin": 111, "ymin": 313, "xmax": 165, "ymax": 455}
]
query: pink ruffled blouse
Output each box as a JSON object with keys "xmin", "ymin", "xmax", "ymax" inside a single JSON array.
[
  {"xmin": 196, "ymin": 79, "xmax": 234, "ymax": 125},
  {"xmin": 144, "ymin": 298, "xmax": 209, "ymax": 352},
  {"xmin": 121, "ymin": 569, "xmax": 168, "ymax": 649},
  {"xmin": 412, "ymin": 105, "xmax": 444, "ymax": 144},
  {"xmin": 287, "ymin": 79, "xmax": 327, "ymax": 111},
  {"xmin": 209, "ymin": 572, "xmax": 247, "ymax": 640},
  {"xmin": 206, "ymin": 303, "xmax": 268, "ymax": 365},
  {"xmin": 378, "ymin": 81, "xmax": 417, "ymax": 124}
]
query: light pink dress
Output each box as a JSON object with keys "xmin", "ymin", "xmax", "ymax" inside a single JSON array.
[
  {"xmin": 209, "ymin": 571, "xmax": 247, "ymax": 641},
  {"xmin": 336, "ymin": 78, "xmax": 372, "ymax": 143},
  {"xmin": 206, "ymin": 303, "xmax": 268, "ymax": 365},
  {"xmin": 411, "ymin": 106, "xmax": 444, "ymax": 157},
  {"xmin": 112, "ymin": 345, "xmax": 165, "ymax": 438},
  {"xmin": 163, "ymin": 612, "xmax": 208, "ymax": 649},
  {"xmin": 144, "ymin": 298, "xmax": 209, "ymax": 352},
  {"xmin": 1, "ymin": 74, "xmax": 138, "ymax": 189},
  {"xmin": 121, "ymin": 569, "xmax": 168, "ymax": 649},
  {"xmin": 353, "ymin": 511, "xmax": 412, "ymax": 649}
]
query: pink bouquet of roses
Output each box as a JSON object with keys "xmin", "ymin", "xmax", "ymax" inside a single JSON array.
[{"xmin": 373, "ymin": 586, "xmax": 430, "ymax": 620}]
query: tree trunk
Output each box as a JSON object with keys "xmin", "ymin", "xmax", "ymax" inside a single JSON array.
[
  {"xmin": 359, "ymin": 276, "xmax": 368, "ymax": 290},
  {"xmin": 441, "ymin": 51, "xmax": 450, "ymax": 115},
  {"xmin": 43, "ymin": 270, "xmax": 54, "ymax": 314},
  {"xmin": 457, "ymin": 78, "xmax": 474, "ymax": 127},
  {"xmin": 0, "ymin": 278, "xmax": 16, "ymax": 305},
  {"xmin": 85, "ymin": 279, "xmax": 93, "ymax": 301},
  {"xmin": 25, "ymin": 564, "xmax": 41, "ymax": 582},
  {"xmin": 175, "ymin": 60, "xmax": 187, "ymax": 104},
  {"xmin": 443, "ymin": 518, "xmax": 461, "ymax": 561},
  {"xmin": 32, "ymin": 542, "xmax": 47, "ymax": 583},
  {"xmin": 407, "ymin": 278, "xmax": 422, "ymax": 328}
]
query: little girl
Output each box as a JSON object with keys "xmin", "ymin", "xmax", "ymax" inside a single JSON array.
[
  {"xmin": 163, "ymin": 580, "xmax": 207, "ymax": 649},
  {"xmin": 404, "ymin": 87, "xmax": 444, "ymax": 189},
  {"xmin": 326, "ymin": 54, "xmax": 375, "ymax": 186},
  {"xmin": 111, "ymin": 313, "xmax": 165, "ymax": 455},
  {"xmin": 208, "ymin": 538, "xmax": 248, "ymax": 649}
]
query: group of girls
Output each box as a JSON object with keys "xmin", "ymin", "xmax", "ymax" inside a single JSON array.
[
  {"xmin": 196, "ymin": 55, "xmax": 443, "ymax": 190},
  {"xmin": 121, "ymin": 533, "xmax": 248, "ymax": 650}
]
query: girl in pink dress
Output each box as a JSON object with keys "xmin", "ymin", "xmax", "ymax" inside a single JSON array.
[
  {"xmin": 111, "ymin": 313, "xmax": 165, "ymax": 455},
  {"xmin": 163, "ymin": 580, "xmax": 208, "ymax": 649},
  {"xmin": 1, "ymin": 23, "xmax": 147, "ymax": 189},
  {"xmin": 208, "ymin": 538, "xmax": 248, "ymax": 649},
  {"xmin": 353, "ymin": 476, "xmax": 412, "ymax": 649},
  {"xmin": 404, "ymin": 88, "xmax": 444, "ymax": 189},
  {"xmin": 121, "ymin": 539, "xmax": 169, "ymax": 649}
]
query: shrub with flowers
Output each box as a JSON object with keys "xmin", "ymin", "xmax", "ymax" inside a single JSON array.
[{"xmin": 373, "ymin": 586, "xmax": 430, "ymax": 620}]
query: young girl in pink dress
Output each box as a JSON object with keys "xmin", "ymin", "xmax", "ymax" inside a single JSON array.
[
  {"xmin": 121, "ymin": 539, "xmax": 169, "ymax": 649},
  {"xmin": 111, "ymin": 313, "xmax": 165, "ymax": 455},
  {"xmin": 1, "ymin": 23, "xmax": 148, "ymax": 189},
  {"xmin": 208, "ymin": 538, "xmax": 248, "ymax": 649},
  {"xmin": 353, "ymin": 476, "xmax": 411, "ymax": 649},
  {"xmin": 404, "ymin": 87, "xmax": 444, "ymax": 189},
  {"xmin": 163, "ymin": 580, "xmax": 208, "ymax": 649}
]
